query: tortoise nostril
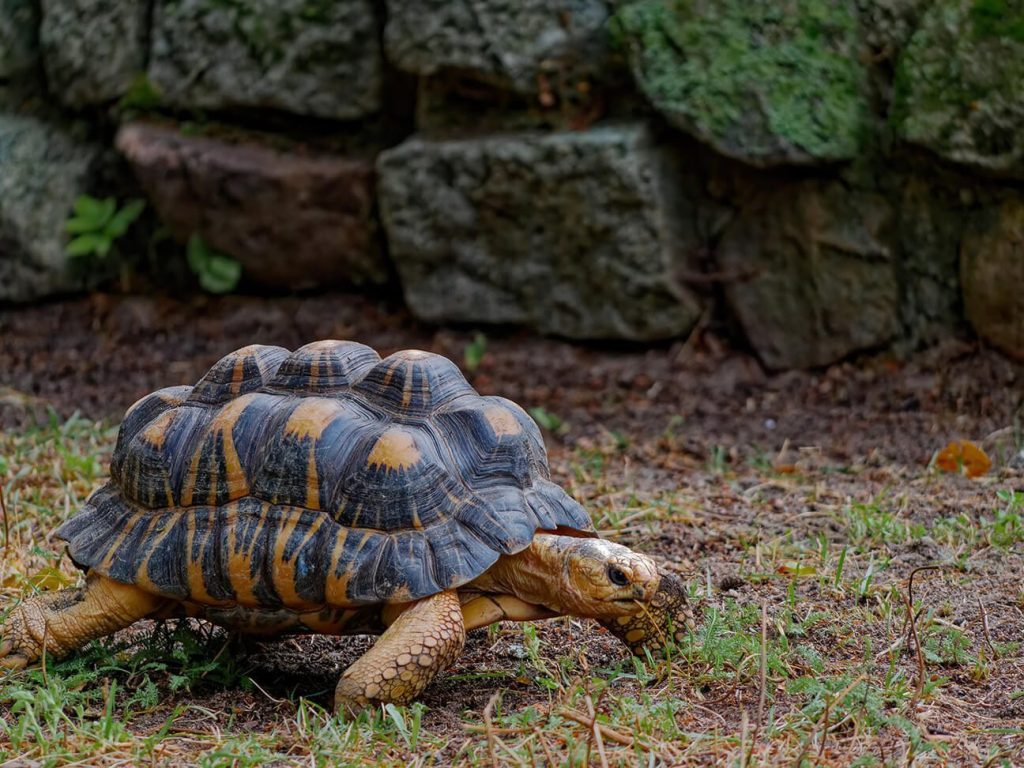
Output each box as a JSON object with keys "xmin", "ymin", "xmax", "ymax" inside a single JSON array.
[{"xmin": 608, "ymin": 566, "xmax": 629, "ymax": 586}]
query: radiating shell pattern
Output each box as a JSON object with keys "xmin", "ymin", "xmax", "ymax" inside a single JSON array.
[{"xmin": 57, "ymin": 342, "xmax": 593, "ymax": 611}]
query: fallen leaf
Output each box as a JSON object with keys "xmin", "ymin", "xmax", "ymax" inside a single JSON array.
[
  {"xmin": 27, "ymin": 567, "xmax": 74, "ymax": 591},
  {"xmin": 777, "ymin": 562, "xmax": 817, "ymax": 577},
  {"xmin": 935, "ymin": 440, "xmax": 991, "ymax": 479}
]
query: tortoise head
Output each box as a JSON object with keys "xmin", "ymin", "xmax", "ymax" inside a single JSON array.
[{"xmin": 555, "ymin": 538, "xmax": 661, "ymax": 618}]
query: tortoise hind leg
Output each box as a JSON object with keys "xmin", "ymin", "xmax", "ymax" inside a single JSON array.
[
  {"xmin": 335, "ymin": 590, "xmax": 465, "ymax": 713},
  {"xmin": 0, "ymin": 572, "xmax": 166, "ymax": 670}
]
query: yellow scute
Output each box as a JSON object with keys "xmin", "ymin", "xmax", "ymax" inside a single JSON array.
[
  {"xmin": 139, "ymin": 409, "xmax": 176, "ymax": 448},
  {"xmin": 284, "ymin": 398, "xmax": 345, "ymax": 441},
  {"xmin": 367, "ymin": 427, "xmax": 422, "ymax": 471},
  {"xmin": 483, "ymin": 406, "xmax": 521, "ymax": 437}
]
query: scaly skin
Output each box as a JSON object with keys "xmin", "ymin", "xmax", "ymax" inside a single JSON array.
[
  {"xmin": 334, "ymin": 590, "xmax": 465, "ymax": 714},
  {"xmin": 0, "ymin": 574, "xmax": 165, "ymax": 669},
  {"xmin": 597, "ymin": 569, "xmax": 695, "ymax": 654}
]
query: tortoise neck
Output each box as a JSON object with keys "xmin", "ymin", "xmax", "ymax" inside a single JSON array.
[{"xmin": 474, "ymin": 533, "xmax": 580, "ymax": 613}]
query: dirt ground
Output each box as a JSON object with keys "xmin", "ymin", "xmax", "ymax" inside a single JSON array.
[{"xmin": 1, "ymin": 292, "xmax": 1023, "ymax": 766}]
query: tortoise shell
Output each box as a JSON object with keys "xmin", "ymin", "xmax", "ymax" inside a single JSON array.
[{"xmin": 57, "ymin": 341, "xmax": 593, "ymax": 608}]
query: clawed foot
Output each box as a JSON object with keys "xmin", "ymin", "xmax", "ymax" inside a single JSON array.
[{"xmin": 0, "ymin": 601, "xmax": 50, "ymax": 671}]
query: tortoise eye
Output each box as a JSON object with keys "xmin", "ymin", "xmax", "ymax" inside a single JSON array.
[{"xmin": 608, "ymin": 566, "xmax": 629, "ymax": 586}]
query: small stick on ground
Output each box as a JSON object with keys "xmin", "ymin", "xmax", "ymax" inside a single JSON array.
[
  {"xmin": 558, "ymin": 706, "xmax": 667, "ymax": 761},
  {"xmin": 745, "ymin": 602, "xmax": 768, "ymax": 767},
  {"xmin": 1, "ymin": 483, "xmax": 9, "ymax": 558},
  {"xmin": 483, "ymin": 692, "xmax": 500, "ymax": 768},
  {"xmin": 584, "ymin": 693, "xmax": 609, "ymax": 768},
  {"xmin": 902, "ymin": 584, "xmax": 928, "ymax": 702},
  {"xmin": 902, "ymin": 565, "xmax": 940, "ymax": 654},
  {"xmin": 531, "ymin": 727, "xmax": 558, "ymax": 768},
  {"xmin": 978, "ymin": 598, "xmax": 997, "ymax": 658}
]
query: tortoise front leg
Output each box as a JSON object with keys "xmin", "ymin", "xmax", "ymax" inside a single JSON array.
[
  {"xmin": 0, "ymin": 572, "xmax": 166, "ymax": 669},
  {"xmin": 334, "ymin": 590, "xmax": 465, "ymax": 713}
]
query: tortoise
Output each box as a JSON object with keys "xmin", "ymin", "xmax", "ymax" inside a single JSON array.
[{"xmin": 0, "ymin": 341, "xmax": 691, "ymax": 711}]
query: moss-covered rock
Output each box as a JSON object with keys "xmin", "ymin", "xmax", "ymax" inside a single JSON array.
[
  {"xmin": 961, "ymin": 198, "xmax": 1024, "ymax": 360},
  {"xmin": 893, "ymin": 0, "xmax": 1024, "ymax": 177},
  {"xmin": 613, "ymin": 0, "xmax": 870, "ymax": 167},
  {"xmin": 385, "ymin": 0, "xmax": 613, "ymax": 95},
  {"xmin": 149, "ymin": 0, "xmax": 382, "ymax": 121}
]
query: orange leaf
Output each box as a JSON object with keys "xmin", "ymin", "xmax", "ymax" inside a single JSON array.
[
  {"xmin": 935, "ymin": 440, "xmax": 991, "ymax": 479},
  {"xmin": 777, "ymin": 562, "xmax": 817, "ymax": 577}
]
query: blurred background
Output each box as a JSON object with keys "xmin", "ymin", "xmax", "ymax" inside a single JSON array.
[
  {"xmin": 2, "ymin": 0, "xmax": 1022, "ymax": 458},
  {"xmin": 1, "ymin": 0, "xmax": 1022, "ymax": 468}
]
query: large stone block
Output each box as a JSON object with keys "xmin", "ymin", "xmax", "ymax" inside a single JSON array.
[
  {"xmin": 115, "ymin": 122, "xmax": 386, "ymax": 290},
  {"xmin": 40, "ymin": 0, "xmax": 147, "ymax": 107},
  {"xmin": 719, "ymin": 180, "xmax": 899, "ymax": 369},
  {"xmin": 893, "ymin": 0, "xmax": 1024, "ymax": 177},
  {"xmin": 0, "ymin": 0, "xmax": 38, "ymax": 82},
  {"xmin": 377, "ymin": 124, "xmax": 701, "ymax": 341},
  {"xmin": 149, "ymin": 0, "xmax": 381, "ymax": 120},
  {"xmin": 385, "ymin": 0, "xmax": 612, "ymax": 95},
  {"xmin": 895, "ymin": 176, "xmax": 965, "ymax": 345},
  {"xmin": 961, "ymin": 198, "xmax": 1024, "ymax": 360},
  {"xmin": 613, "ymin": 0, "xmax": 870, "ymax": 167},
  {"xmin": 0, "ymin": 116, "xmax": 104, "ymax": 301}
]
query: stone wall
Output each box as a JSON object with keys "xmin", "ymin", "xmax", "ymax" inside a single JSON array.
[{"xmin": 2, "ymin": 0, "xmax": 1023, "ymax": 369}]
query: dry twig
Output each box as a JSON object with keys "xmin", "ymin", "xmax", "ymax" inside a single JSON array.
[
  {"xmin": 483, "ymin": 692, "xmax": 500, "ymax": 768},
  {"xmin": 977, "ymin": 598, "xmax": 997, "ymax": 659},
  {"xmin": 584, "ymin": 694, "xmax": 609, "ymax": 768}
]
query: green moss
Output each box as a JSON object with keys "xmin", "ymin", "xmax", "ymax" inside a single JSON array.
[
  {"xmin": 969, "ymin": 0, "xmax": 1024, "ymax": 41},
  {"xmin": 892, "ymin": 0, "xmax": 1024, "ymax": 174},
  {"xmin": 612, "ymin": 0, "xmax": 869, "ymax": 164}
]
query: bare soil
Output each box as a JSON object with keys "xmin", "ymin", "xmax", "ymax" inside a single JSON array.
[{"xmin": 2, "ymin": 292, "xmax": 1023, "ymax": 766}]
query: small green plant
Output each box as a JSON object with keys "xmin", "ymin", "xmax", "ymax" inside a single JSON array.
[
  {"xmin": 117, "ymin": 74, "xmax": 162, "ymax": 112},
  {"xmin": 528, "ymin": 406, "xmax": 566, "ymax": 434},
  {"xmin": 65, "ymin": 195, "xmax": 145, "ymax": 260},
  {"xmin": 187, "ymin": 234, "xmax": 242, "ymax": 294},
  {"xmin": 463, "ymin": 332, "xmax": 488, "ymax": 373}
]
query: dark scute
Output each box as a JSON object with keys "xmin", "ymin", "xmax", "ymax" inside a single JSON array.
[
  {"xmin": 352, "ymin": 350, "xmax": 475, "ymax": 416},
  {"xmin": 197, "ymin": 506, "xmax": 236, "ymax": 603},
  {"xmin": 415, "ymin": 517, "xmax": 498, "ymax": 592},
  {"xmin": 144, "ymin": 512, "xmax": 193, "ymax": 600},
  {"xmin": 455, "ymin": 488, "xmax": 536, "ymax": 554},
  {"xmin": 338, "ymin": 530, "xmax": 388, "ymax": 601},
  {"xmin": 252, "ymin": 509, "xmax": 284, "ymax": 608},
  {"xmin": 526, "ymin": 480, "xmax": 593, "ymax": 532},
  {"xmin": 327, "ymin": 424, "xmax": 460, "ymax": 530},
  {"xmin": 163, "ymin": 405, "xmax": 218, "ymax": 506},
  {"xmin": 112, "ymin": 386, "xmax": 193, "ymax": 487},
  {"xmin": 250, "ymin": 398, "xmax": 376, "ymax": 510},
  {"xmin": 188, "ymin": 345, "xmax": 290, "ymax": 406},
  {"xmin": 229, "ymin": 392, "xmax": 280, "ymax": 484},
  {"xmin": 434, "ymin": 397, "xmax": 548, "ymax": 491},
  {"xmin": 292, "ymin": 520, "xmax": 334, "ymax": 605},
  {"xmin": 56, "ymin": 485, "xmax": 130, "ymax": 571},
  {"xmin": 266, "ymin": 340, "xmax": 380, "ymax": 395},
  {"xmin": 232, "ymin": 498, "xmax": 265, "ymax": 558}
]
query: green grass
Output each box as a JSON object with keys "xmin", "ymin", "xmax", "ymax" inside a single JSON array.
[{"xmin": 2, "ymin": 415, "xmax": 1023, "ymax": 765}]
